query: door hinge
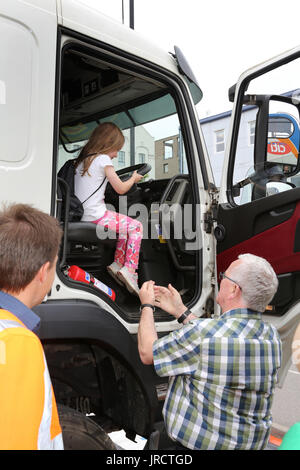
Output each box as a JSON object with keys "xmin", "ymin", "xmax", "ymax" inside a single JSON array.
[
  {"xmin": 205, "ymin": 207, "xmax": 219, "ymax": 233},
  {"xmin": 204, "ymin": 211, "xmax": 214, "ymax": 234},
  {"xmin": 204, "ymin": 205, "xmax": 219, "ymax": 233},
  {"xmin": 204, "ymin": 183, "xmax": 219, "ymax": 234}
]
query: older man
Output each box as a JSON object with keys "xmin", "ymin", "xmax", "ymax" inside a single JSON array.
[{"xmin": 138, "ymin": 253, "xmax": 282, "ymax": 450}]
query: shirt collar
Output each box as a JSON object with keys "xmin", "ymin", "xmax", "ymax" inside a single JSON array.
[
  {"xmin": 221, "ymin": 308, "xmax": 262, "ymax": 321},
  {"xmin": 0, "ymin": 290, "xmax": 41, "ymax": 334}
]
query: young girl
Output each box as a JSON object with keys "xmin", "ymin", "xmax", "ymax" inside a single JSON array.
[{"xmin": 74, "ymin": 122, "xmax": 143, "ymax": 296}]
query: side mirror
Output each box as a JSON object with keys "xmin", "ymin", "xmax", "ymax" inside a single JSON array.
[{"xmin": 228, "ymin": 84, "xmax": 236, "ymax": 103}]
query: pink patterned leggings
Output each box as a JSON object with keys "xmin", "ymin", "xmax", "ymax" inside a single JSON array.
[{"xmin": 93, "ymin": 210, "xmax": 143, "ymax": 272}]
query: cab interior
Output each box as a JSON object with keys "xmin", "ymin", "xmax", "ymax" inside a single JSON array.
[{"xmin": 56, "ymin": 45, "xmax": 201, "ymax": 321}]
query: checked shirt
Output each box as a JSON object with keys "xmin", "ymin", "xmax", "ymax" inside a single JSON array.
[{"xmin": 153, "ymin": 308, "xmax": 282, "ymax": 450}]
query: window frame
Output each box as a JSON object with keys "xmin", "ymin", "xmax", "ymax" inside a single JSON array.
[
  {"xmin": 164, "ymin": 139, "xmax": 174, "ymax": 160},
  {"xmin": 138, "ymin": 152, "xmax": 145, "ymax": 163},
  {"xmin": 118, "ymin": 150, "xmax": 126, "ymax": 165},
  {"xmin": 215, "ymin": 129, "xmax": 225, "ymax": 153},
  {"xmin": 249, "ymin": 120, "xmax": 256, "ymax": 146}
]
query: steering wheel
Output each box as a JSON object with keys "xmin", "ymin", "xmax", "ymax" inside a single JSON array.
[
  {"xmin": 105, "ymin": 162, "xmax": 152, "ymax": 209},
  {"xmin": 116, "ymin": 162, "xmax": 152, "ymax": 181}
]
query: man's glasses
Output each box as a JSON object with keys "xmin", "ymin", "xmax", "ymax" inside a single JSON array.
[{"xmin": 219, "ymin": 272, "xmax": 242, "ymax": 290}]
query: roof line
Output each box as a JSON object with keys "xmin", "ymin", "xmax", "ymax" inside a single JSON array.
[{"xmin": 200, "ymin": 89, "xmax": 299, "ymax": 124}]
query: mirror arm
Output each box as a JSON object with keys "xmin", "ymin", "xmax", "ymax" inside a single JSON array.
[{"xmin": 254, "ymin": 98, "xmax": 270, "ymax": 170}]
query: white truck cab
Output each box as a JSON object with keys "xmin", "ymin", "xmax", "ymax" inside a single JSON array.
[{"xmin": 1, "ymin": 0, "xmax": 300, "ymax": 449}]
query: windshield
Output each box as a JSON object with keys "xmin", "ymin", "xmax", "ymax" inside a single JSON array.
[{"xmin": 60, "ymin": 47, "xmax": 180, "ymax": 144}]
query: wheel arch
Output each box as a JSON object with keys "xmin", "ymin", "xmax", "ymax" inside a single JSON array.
[{"xmin": 34, "ymin": 299, "xmax": 159, "ymax": 437}]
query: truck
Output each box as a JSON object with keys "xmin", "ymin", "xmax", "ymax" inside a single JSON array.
[{"xmin": 1, "ymin": 0, "xmax": 300, "ymax": 449}]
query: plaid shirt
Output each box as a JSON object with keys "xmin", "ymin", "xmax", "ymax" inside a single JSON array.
[{"xmin": 153, "ymin": 308, "xmax": 282, "ymax": 450}]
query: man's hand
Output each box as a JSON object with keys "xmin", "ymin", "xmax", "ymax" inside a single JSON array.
[
  {"xmin": 154, "ymin": 284, "xmax": 187, "ymax": 319},
  {"xmin": 139, "ymin": 280, "xmax": 155, "ymax": 305}
]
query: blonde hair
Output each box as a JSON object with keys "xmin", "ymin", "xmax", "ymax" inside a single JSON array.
[{"xmin": 75, "ymin": 122, "xmax": 124, "ymax": 176}]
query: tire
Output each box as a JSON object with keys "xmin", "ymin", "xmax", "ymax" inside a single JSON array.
[{"xmin": 58, "ymin": 405, "xmax": 117, "ymax": 450}]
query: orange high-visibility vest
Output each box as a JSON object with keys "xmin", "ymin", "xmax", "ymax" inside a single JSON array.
[{"xmin": 0, "ymin": 308, "xmax": 63, "ymax": 450}]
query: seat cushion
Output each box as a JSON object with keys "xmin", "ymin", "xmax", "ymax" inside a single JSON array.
[{"xmin": 67, "ymin": 222, "xmax": 117, "ymax": 245}]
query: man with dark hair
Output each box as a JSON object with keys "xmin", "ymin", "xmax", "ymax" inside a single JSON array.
[{"xmin": 0, "ymin": 204, "xmax": 64, "ymax": 450}]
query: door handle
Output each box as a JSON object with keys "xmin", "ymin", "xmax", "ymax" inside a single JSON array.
[{"xmin": 269, "ymin": 208, "xmax": 294, "ymax": 218}]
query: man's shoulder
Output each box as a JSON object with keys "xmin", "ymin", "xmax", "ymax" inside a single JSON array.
[
  {"xmin": 0, "ymin": 308, "xmax": 40, "ymax": 341},
  {"xmin": 188, "ymin": 309, "xmax": 271, "ymax": 338},
  {"xmin": 0, "ymin": 292, "xmax": 41, "ymax": 333},
  {"xmin": 184, "ymin": 316, "xmax": 226, "ymax": 339}
]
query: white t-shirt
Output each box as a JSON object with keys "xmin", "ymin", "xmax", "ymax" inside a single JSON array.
[{"xmin": 74, "ymin": 154, "xmax": 113, "ymax": 221}]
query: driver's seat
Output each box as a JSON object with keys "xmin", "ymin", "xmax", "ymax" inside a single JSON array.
[
  {"xmin": 64, "ymin": 222, "xmax": 116, "ymax": 274},
  {"xmin": 57, "ymin": 177, "xmax": 117, "ymax": 271},
  {"xmin": 67, "ymin": 221, "xmax": 116, "ymax": 247},
  {"xmin": 57, "ymin": 174, "xmax": 116, "ymax": 246}
]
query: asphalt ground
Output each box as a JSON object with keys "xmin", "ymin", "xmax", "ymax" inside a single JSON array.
[
  {"xmin": 110, "ymin": 365, "xmax": 300, "ymax": 450},
  {"xmin": 270, "ymin": 363, "xmax": 300, "ymax": 446}
]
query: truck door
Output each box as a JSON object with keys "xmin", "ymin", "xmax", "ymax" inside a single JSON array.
[{"xmin": 217, "ymin": 47, "xmax": 300, "ymax": 384}]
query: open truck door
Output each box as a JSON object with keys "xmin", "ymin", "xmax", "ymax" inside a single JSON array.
[{"xmin": 218, "ymin": 46, "xmax": 300, "ymax": 385}]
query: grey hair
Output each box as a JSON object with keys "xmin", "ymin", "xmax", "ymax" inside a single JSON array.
[{"xmin": 230, "ymin": 254, "xmax": 278, "ymax": 312}]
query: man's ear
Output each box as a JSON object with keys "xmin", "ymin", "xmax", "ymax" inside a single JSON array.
[
  {"xmin": 36, "ymin": 261, "xmax": 51, "ymax": 284},
  {"xmin": 229, "ymin": 283, "xmax": 239, "ymax": 300}
]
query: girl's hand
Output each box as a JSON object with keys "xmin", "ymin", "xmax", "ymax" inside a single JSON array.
[
  {"xmin": 153, "ymin": 284, "xmax": 187, "ymax": 319},
  {"xmin": 132, "ymin": 170, "xmax": 143, "ymax": 183}
]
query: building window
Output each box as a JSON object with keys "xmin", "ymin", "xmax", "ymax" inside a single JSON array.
[
  {"xmin": 215, "ymin": 130, "xmax": 225, "ymax": 153},
  {"xmin": 138, "ymin": 152, "xmax": 145, "ymax": 163},
  {"xmin": 249, "ymin": 121, "xmax": 255, "ymax": 145},
  {"xmin": 163, "ymin": 163, "xmax": 168, "ymax": 173},
  {"xmin": 164, "ymin": 139, "xmax": 173, "ymax": 159},
  {"xmin": 118, "ymin": 150, "xmax": 125, "ymax": 165}
]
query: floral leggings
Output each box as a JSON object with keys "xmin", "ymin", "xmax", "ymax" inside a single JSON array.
[{"xmin": 93, "ymin": 210, "xmax": 143, "ymax": 272}]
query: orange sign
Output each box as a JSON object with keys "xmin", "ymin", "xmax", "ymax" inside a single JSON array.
[{"xmin": 268, "ymin": 141, "xmax": 291, "ymax": 155}]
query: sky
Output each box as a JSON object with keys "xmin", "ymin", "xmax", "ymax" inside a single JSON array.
[{"xmin": 80, "ymin": 0, "xmax": 300, "ymax": 118}]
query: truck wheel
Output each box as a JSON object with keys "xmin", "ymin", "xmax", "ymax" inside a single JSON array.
[{"xmin": 58, "ymin": 405, "xmax": 117, "ymax": 450}]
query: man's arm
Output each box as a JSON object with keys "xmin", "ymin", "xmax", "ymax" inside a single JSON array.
[
  {"xmin": 138, "ymin": 281, "xmax": 157, "ymax": 364},
  {"xmin": 137, "ymin": 282, "xmax": 197, "ymax": 365},
  {"xmin": 138, "ymin": 305, "xmax": 157, "ymax": 365}
]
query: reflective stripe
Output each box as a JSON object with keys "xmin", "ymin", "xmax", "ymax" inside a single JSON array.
[
  {"xmin": 0, "ymin": 310, "xmax": 63, "ymax": 450},
  {"xmin": 0, "ymin": 319, "xmax": 25, "ymax": 365},
  {"xmin": 38, "ymin": 352, "xmax": 63, "ymax": 450},
  {"xmin": 51, "ymin": 432, "xmax": 64, "ymax": 450},
  {"xmin": 0, "ymin": 319, "xmax": 24, "ymax": 332}
]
